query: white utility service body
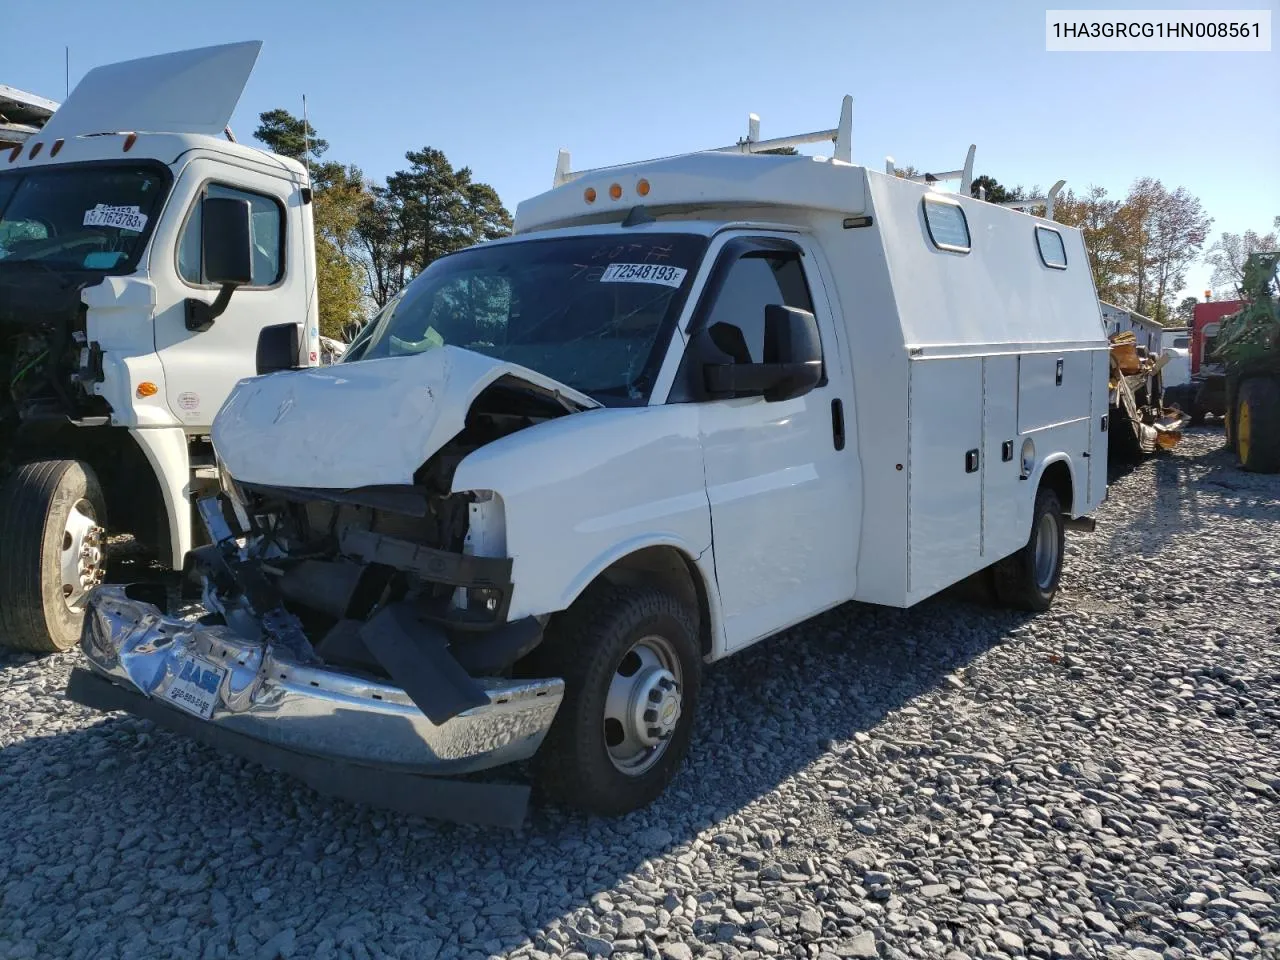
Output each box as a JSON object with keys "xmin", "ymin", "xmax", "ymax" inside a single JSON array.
[
  {"xmin": 0, "ymin": 42, "xmax": 320, "ymax": 652},
  {"xmin": 73, "ymin": 97, "xmax": 1108, "ymax": 820}
]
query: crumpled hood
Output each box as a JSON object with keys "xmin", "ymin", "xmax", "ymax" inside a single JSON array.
[{"xmin": 212, "ymin": 346, "xmax": 600, "ymax": 489}]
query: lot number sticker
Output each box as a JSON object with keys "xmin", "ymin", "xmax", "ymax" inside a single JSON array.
[
  {"xmin": 83, "ymin": 204, "xmax": 148, "ymax": 232},
  {"xmin": 600, "ymin": 263, "xmax": 687, "ymax": 288}
]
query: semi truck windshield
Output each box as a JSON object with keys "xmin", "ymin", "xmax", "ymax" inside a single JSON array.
[
  {"xmin": 349, "ymin": 233, "xmax": 709, "ymax": 404},
  {"xmin": 0, "ymin": 164, "xmax": 170, "ymax": 273}
]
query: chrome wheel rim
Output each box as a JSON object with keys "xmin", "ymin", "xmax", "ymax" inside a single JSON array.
[
  {"xmin": 603, "ymin": 634, "xmax": 683, "ymax": 776},
  {"xmin": 60, "ymin": 500, "xmax": 105, "ymax": 613},
  {"xmin": 1033, "ymin": 512, "xmax": 1059, "ymax": 591}
]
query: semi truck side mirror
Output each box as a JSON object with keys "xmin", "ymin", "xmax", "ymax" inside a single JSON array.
[
  {"xmin": 701, "ymin": 305, "xmax": 824, "ymax": 403},
  {"xmin": 185, "ymin": 197, "xmax": 254, "ymax": 332}
]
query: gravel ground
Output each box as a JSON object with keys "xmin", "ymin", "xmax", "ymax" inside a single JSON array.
[{"xmin": 1, "ymin": 429, "xmax": 1278, "ymax": 960}]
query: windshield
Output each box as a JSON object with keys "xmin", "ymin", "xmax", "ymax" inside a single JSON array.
[
  {"xmin": 0, "ymin": 163, "xmax": 170, "ymax": 273},
  {"xmin": 349, "ymin": 233, "xmax": 709, "ymax": 404},
  {"xmin": 1172, "ymin": 336, "xmax": 1190, "ymax": 349}
]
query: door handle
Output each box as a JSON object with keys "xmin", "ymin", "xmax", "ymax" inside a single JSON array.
[
  {"xmin": 830, "ymin": 399, "xmax": 846, "ymax": 451},
  {"xmin": 965, "ymin": 449, "xmax": 980, "ymax": 473}
]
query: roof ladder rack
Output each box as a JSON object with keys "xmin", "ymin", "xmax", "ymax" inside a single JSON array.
[
  {"xmin": 553, "ymin": 95, "xmax": 853, "ymax": 188},
  {"xmin": 884, "ymin": 145, "xmax": 976, "ymax": 195}
]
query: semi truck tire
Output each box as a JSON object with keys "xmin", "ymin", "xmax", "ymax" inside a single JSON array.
[
  {"xmin": 527, "ymin": 583, "xmax": 700, "ymax": 816},
  {"xmin": 1236, "ymin": 378, "xmax": 1280, "ymax": 474},
  {"xmin": 992, "ymin": 486, "xmax": 1065, "ymax": 612},
  {"xmin": 0, "ymin": 460, "xmax": 107, "ymax": 653}
]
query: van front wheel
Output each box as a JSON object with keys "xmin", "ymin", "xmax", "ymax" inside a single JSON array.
[
  {"xmin": 530, "ymin": 584, "xmax": 701, "ymax": 816},
  {"xmin": 992, "ymin": 486, "xmax": 1064, "ymax": 612}
]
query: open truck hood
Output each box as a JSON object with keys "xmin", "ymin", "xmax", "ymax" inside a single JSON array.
[
  {"xmin": 40, "ymin": 41, "xmax": 261, "ymax": 140},
  {"xmin": 212, "ymin": 346, "xmax": 601, "ymax": 490}
]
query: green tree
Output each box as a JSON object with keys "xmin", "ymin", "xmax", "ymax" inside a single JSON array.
[
  {"xmin": 253, "ymin": 109, "xmax": 366, "ymax": 338},
  {"xmin": 1204, "ymin": 217, "xmax": 1279, "ymax": 298},
  {"xmin": 253, "ymin": 108, "xmax": 327, "ymax": 164},
  {"xmin": 356, "ymin": 147, "xmax": 512, "ymax": 305},
  {"xmin": 1054, "ymin": 185, "xmax": 1131, "ymax": 306}
]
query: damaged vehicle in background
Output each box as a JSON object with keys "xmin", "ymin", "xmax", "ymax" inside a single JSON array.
[{"xmin": 73, "ymin": 95, "xmax": 1109, "ymax": 823}]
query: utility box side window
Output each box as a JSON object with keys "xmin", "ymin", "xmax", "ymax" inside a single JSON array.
[
  {"xmin": 922, "ymin": 197, "xmax": 971, "ymax": 254},
  {"xmin": 178, "ymin": 183, "xmax": 286, "ymax": 287},
  {"xmin": 1035, "ymin": 226, "xmax": 1068, "ymax": 269}
]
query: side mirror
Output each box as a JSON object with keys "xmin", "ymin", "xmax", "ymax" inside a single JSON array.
[
  {"xmin": 702, "ymin": 305, "xmax": 823, "ymax": 402},
  {"xmin": 256, "ymin": 323, "xmax": 301, "ymax": 375},
  {"xmin": 185, "ymin": 197, "xmax": 253, "ymax": 332}
]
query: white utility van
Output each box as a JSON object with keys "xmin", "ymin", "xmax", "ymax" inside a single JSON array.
[{"xmin": 72, "ymin": 93, "xmax": 1109, "ymax": 821}]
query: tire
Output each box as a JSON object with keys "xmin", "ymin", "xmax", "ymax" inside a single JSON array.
[
  {"xmin": 992, "ymin": 486, "xmax": 1064, "ymax": 612},
  {"xmin": 528, "ymin": 583, "xmax": 701, "ymax": 816},
  {"xmin": 1236, "ymin": 378, "xmax": 1280, "ymax": 474},
  {"xmin": 0, "ymin": 460, "xmax": 107, "ymax": 653}
]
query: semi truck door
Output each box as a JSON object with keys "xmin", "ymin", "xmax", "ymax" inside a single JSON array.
[
  {"xmin": 688, "ymin": 236, "xmax": 858, "ymax": 653},
  {"xmin": 149, "ymin": 160, "xmax": 308, "ymax": 429}
]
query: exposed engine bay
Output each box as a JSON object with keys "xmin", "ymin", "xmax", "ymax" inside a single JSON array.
[
  {"xmin": 0, "ymin": 268, "xmax": 109, "ymax": 457},
  {"xmin": 194, "ymin": 378, "xmax": 575, "ymax": 724}
]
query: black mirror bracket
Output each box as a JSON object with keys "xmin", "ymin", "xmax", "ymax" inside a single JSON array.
[{"xmin": 184, "ymin": 282, "xmax": 240, "ymax": 332}]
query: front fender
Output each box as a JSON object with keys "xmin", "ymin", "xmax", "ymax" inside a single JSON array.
[{"xmin": 451, "ymin": 405, "xmax": 713, "ymax": 624}]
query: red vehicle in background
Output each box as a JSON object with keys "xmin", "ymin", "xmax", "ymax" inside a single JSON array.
[{"xmin": 1189, "ymin": 299, "xmax": 1244, "ymax": 423}]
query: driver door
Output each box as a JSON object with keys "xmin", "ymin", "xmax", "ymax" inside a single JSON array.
[
  {"xmin": 149, "ymin": 158, "xmax": 309, "ymax": 428},
  {"xmin": 687, "ymin": 235, "xmax": 858, "ymax": 652}
]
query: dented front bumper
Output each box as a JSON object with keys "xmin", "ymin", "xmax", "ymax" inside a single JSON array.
[{"xmin": 76, "ymin": 585, "xmax": 564, "ymax": 776}]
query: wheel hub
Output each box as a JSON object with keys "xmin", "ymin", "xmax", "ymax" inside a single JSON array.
[
  {"xmin": 634, "ymin": 668, "xmax": 681, "ymax": 746},
  {"xmin": 603, "ymin": 635, "xmax": 684, "ymax": 775},
  {"xmin": 60, "ymin": 502, "xmax": 105, "ymax": 613},
  {"xmin": 1033, "ymin": 512, "xmax": 1059, "ymax": 590}
]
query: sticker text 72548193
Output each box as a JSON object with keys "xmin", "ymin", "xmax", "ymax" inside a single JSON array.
[{"xmin": 599, "ymin": 263, "xmax": 688, "ymax": 288}]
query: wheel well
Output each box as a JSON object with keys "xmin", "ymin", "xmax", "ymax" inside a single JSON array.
[
  {"xmin": 1040, "ymin": 459, "xmax": 1074, "ymax": 515},
  {"xmin": 596, "ymin": 546, "xmax": 713, "ymax": 658},
  {"xmin": 7, "ymin": 425, "xmax": 168, "ymax": 555}
]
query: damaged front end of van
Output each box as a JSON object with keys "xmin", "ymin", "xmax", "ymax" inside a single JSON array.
[{"xmin": 66, "ymin": 347, "xmax": 607, "ymax": 826}]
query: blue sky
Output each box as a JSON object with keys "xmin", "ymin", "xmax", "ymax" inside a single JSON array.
[{"xmin": 7, "ymin": 0, "xmax": 1278, "ymax": 299}]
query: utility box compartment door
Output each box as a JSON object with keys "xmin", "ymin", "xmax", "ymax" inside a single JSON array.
[
  {"xmin": 907, "ymin": 358, "xmax": 982, "ymax": 601},
  {"xmin": 981, "ymin": 354, "xmax": 1024, "ymax": 562},
  {"xmin": 1018, "ymin": 351, "xmax": 1092, "ymax": 434},
  {"xmin": 1088, "ymin": 348, "xmax": 1110, "ymax": 510}
]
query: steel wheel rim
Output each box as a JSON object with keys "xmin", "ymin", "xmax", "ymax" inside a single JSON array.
[
  {"xmin": 603, "ymin": 634, "xmax": 683, "ymax": 776},
  {"xmin": 60, "ymin": 500, "xmax": 105, "ymax": 613},
  {"xmin": 1238, "ymin": 401, "xmax": 1252, "ymax": 462},
  {"xmin": 1033, "ymin": 512, "xmax": 1059, "ymax": 591}
]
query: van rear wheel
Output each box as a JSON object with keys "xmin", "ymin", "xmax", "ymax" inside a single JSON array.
[
  {"xmin": 0, "ymin": 460, "xmax": 107, "ymax": 653},
  {"xmin": 992, "ymin": 486, "xmax": 1064, "ymax": 612},
  {"xmin": 529, "ymin": 584, "xmax": 700, "ymax": 816}
]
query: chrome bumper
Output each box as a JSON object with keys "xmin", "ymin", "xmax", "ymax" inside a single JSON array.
[{"xmin": 79, "ymin": 585, "xmax": 564, "ymax": 775}]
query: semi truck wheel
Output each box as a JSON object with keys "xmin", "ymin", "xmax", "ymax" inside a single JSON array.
[
  {"xmin": 529, "ymin": 583, "xmax": 700, "ymax": 816},
  {"xmin": 992, "ymin": 486, "xmax": 1064, "ymax": 612},
  {"xmin": 1236, "ymin": 378, "xmax": 1280, "ymax": 474},
  {"xmin": 0, "ymin": 460, "xmax": 107, "ymax": 653}
]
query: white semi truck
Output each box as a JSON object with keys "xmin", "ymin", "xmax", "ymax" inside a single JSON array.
[
  {"xmin": 65, "ymin": 43, "xmax": 1110, "ymax": 823},
  {"xmin": 0, "ymin": 42, "xmax": 321, "ymax": 651}
]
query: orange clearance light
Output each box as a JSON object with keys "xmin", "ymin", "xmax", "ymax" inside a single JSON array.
[
  {"xmin": 50, "ymin": 139, "xmax": 64, "ymax": 157},
  {"xmin": 636, "ymin": 178, "xmax": 650, "ymax": 197},
  {"xmin": 584, "ymin": 186, "xmax": 597, "ymax": 204},
  {"xmin": 136, "ymin": 382, "xmax": 159, "ymax": 399},
  {"xmin": 29, "ymin": 142, "xmax": 42, "ymax": 159},
  {"xmin": 608, "ymin": 183, "xmax": 623, "ymax": 201},
  {"xmin": 123, "ymin": 133, "xmax": 137, "ymax": 152}
]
